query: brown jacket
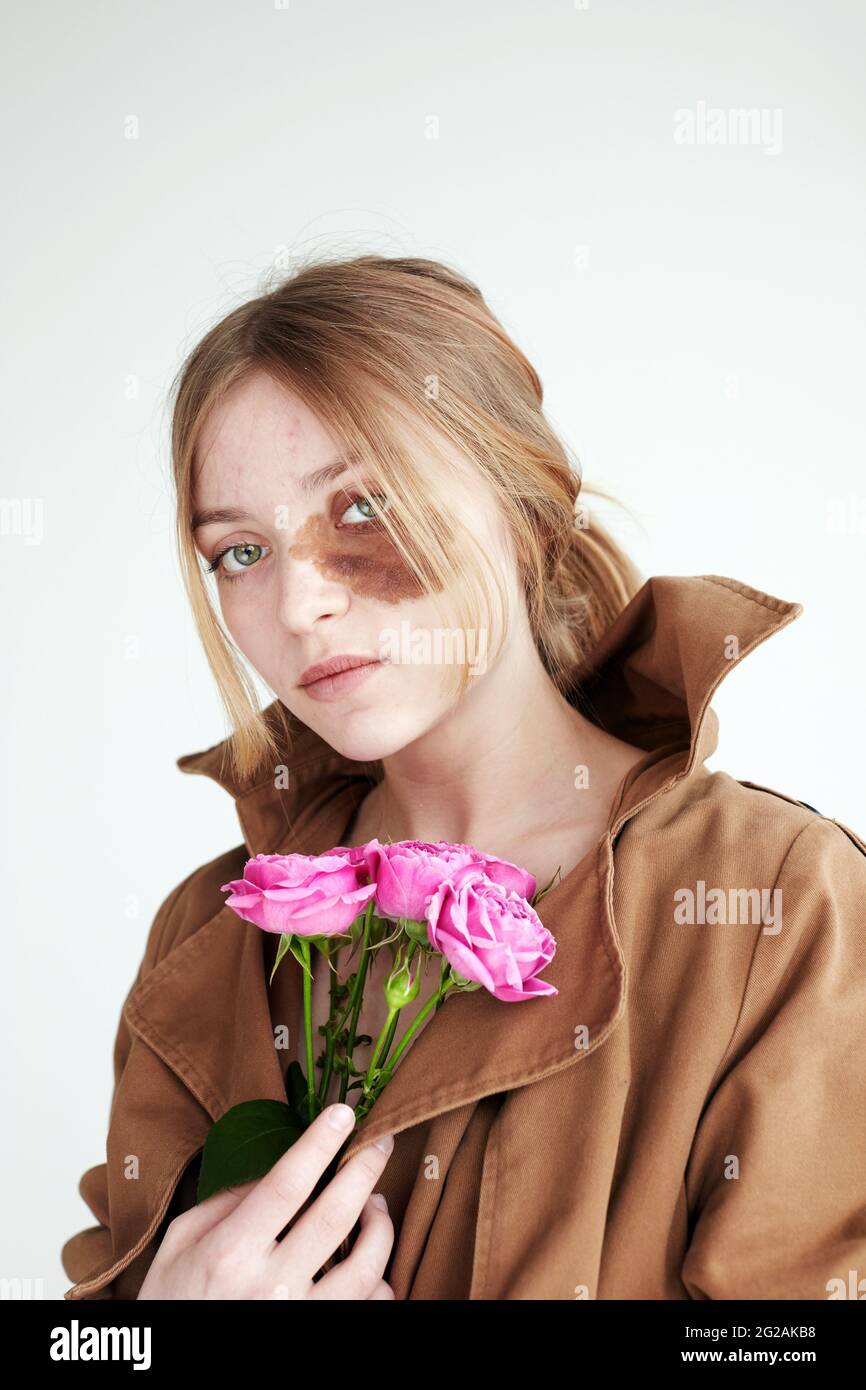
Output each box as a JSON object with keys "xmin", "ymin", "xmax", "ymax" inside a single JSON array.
[{"xmin": 61, "ymin": 574, "xmax": 866, "ymax": 1300}]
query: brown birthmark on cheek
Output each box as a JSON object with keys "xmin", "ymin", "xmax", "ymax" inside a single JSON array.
[{"xmin": 288, "ymin": 511, "xmax": 443, "ymax": 605}]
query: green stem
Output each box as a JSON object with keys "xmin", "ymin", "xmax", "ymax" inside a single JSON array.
[
  {"xmin": 377, "ymin": 1008, "xmax": 401, "ymax": 1072},
  {"xmin": 372, "ymin": 940, "xmax": 420, "ymax": 1074},
  {"xmin": 317, "ymin": 940, "xmax": 339, "ymax": 1108},
  {"xmin": 339, "ymin": 900, "xmax": 375, "ymax": 1103},
  {"xmin": 365, "ymin": 1006, "xmax": 400, "ymax": 1084},
  {"xmin": 377, "ymin": 984, "xmax": 448, "ymax": 1074},
  {"xmin": 299, "ymin": 938, "xmax": 316, "ymax": 1125},
  {"xmin": 353, "ymin": 978, "xmax": 458, "ymax": 1121},
  {"xmin": 435, "ymin": 955, "xmax": 451, "ymax": 1007}
]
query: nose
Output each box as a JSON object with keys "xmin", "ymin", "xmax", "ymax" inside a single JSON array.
[{"xmin": 273, "ymin": 548, "xmax": 350, "ymax": 634}]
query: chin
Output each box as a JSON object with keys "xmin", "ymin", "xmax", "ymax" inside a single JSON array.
[{"xmin": 307, "ymin": 706, "xmax": 428, "ymax": 764}]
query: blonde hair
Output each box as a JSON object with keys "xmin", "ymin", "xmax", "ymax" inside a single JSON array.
[{"xmin": 169, "ymin": 253, "xmax": 642, "ymax": 786}]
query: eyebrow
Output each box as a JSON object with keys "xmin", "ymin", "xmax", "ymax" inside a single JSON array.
[{"xmin": 191, "ymin": 457, "xmax": 356, "ymax": 531}]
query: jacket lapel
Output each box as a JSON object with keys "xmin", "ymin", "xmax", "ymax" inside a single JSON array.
[
  {"xmin": 124, "ymin": 575, "xmax": 803, "ymax": 1171},
  {"xmin": 121, "ymin": 780, "xmax": 626, "ymax": 1160}
]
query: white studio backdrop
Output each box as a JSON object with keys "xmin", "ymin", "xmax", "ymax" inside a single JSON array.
[{"xmin": 1, "ymin": 0, "xmax": 863, "ymax": 1296}]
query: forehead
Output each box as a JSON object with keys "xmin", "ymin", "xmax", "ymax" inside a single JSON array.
[{"xmin": 192, "ymin": 372, "xmax": 338, "ymax": 503}]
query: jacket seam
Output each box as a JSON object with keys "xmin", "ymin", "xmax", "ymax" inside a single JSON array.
[
  {"xmin": 147, "ymin": 876, "xmax": 191, "ymax": 970},
  {"xmin": 829, "ymin": 817, "xmax": 866, "ymax": 857},
  {"xmin": 64, "ymin": 1136, "xmax": 202, "ymax": 1299},
  {"xmin": 472, "ymin": 1108, "xmax": 501, "ymax": 1299},
  {"xmin": 126, "ymin": 1004, "xmax": 225, "ymax": 1117},
  {"xmin": 701, "ymin": 817, "xmax": 821, "ymax": 1098},
  {"xmin": 700, "ymin": 575, "xmax": 797, "ymax": 615}
]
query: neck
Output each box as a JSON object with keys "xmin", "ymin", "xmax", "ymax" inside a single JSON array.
[{"xmin": 355, "ymin": 628, "xmax": 641, "ymax": 850}]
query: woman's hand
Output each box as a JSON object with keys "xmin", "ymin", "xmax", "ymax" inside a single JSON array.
[{"xmin": 137, "ymin": 1103, "xmax": 395, "ymax": 1299}]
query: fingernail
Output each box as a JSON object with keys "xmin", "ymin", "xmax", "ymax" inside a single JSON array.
[
  {"xmin": 375, "ymin": 1133, "xmax": 394, "ymax": 1153},
  {"xmin": 370, "ymin": 1192, "xmax": 388, "ymax": 1212},
  {"xmin": 326, "ymin": 1103, "xmax": 355, "ymax": 1130}
]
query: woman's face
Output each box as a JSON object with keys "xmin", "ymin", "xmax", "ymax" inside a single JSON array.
[{"xmin": 192, "ymin": 370, "xmax": 516, "ymax": 763}]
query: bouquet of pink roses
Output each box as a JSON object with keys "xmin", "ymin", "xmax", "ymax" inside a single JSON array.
[{"xmin": 195, "ymin": 837, "xmax": 559, "ymax": 1204}]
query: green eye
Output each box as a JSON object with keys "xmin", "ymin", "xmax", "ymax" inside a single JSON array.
[
  {"xmin": 339, "ymin": 494, "xmax": 391, "ymax": 525},
  {"xmin": 206, "ymin": 542, "xmax": 269, "ymax": 581}
]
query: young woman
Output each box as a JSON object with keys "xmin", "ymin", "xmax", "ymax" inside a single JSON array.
[{"xmin": 62, "ymin": 255, "xmax": 866, "ymax": 1301}]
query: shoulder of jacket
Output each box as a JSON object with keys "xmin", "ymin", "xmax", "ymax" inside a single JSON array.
[
  {"xmin": 620, "ymin": 768, "xmax": 865, "ymax": 871},
  {"xmin": 735, "ymin": 778, "xmax": 866, "ymax": 860},
  {"xmin": 140, "ymin": 842, "xmax": 250, "ymax": 974}
]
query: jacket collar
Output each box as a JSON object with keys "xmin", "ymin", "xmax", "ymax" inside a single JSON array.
[{"xmin": 125, "ymin": 575, "xmax": 803, "ymax": 1169}]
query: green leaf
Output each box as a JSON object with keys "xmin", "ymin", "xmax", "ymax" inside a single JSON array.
[
  {"xmin": 287, "ymin": 935, "xmax": 314, "ymax": 979},
  {"xmin": 448, "ymin": 966, "xmax": 483, "ymax": 991},
  {"xmin": 196, "ymin": 1099, "xmax": 304, "ymax": 1204},
  {"xmin": 401, "ymin": 916, "xmax": 431, "ymax": 948},
  {"xmin": 269, "ymin": 932, "xmax": 294, "ymax": 986},
  {"xmin": 531, "ymin": 866, "xmax": 563, "ymax": 908},
  {"xmin": 284, "ymin": 1060, "xmax": 312, "ymax": 1130}
]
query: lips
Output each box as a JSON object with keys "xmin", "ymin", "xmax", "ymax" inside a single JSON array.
[{"xmin": 298, "ymin": 653, "xmax": 380, "ymax": 687}]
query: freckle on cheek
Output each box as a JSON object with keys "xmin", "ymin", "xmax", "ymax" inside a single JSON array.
[{"xmin": 288, "ymin": 512, "xmax": 442, "ymax": 604}]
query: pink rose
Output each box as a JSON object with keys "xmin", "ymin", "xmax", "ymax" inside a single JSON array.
[
  {"xmin": 359, "ymin": 838, "xmax": 537, "ymax": 922},
  {"xmin": 425, "ymin": 863, "xmax": 558, "ymax": 1001},
  {"xmin": 220, "ymin": 851, "xmax": 376, "ymax": 937}
]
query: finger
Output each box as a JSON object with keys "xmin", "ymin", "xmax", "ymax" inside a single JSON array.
[
  {"xmin": 217, "ymin": 1103, "xmax": 358, "ymax": 1253},
  {"xmin": 307, "ymin": 1193, "xmax": 394, "ymax": 1301},
  {"xmin": 367, "ymin": 1280, "xmax": 396, "ymax": 1299},
  {"xmin": 278, "ymin": 1144, "xmax": 394, "ymax": 1291},
  {"xmin": 161, "ymin": 1177, "xmax": 259, "ymax": 1247}
]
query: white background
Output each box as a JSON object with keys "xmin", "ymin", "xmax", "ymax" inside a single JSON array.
[{"xmin": 2, "ymin": 0, "xmax": 863, "ymax": 1297}]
